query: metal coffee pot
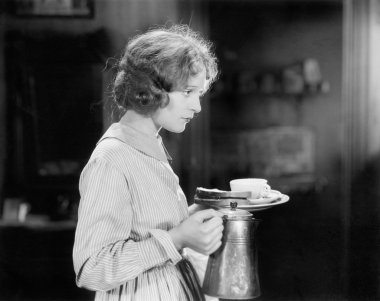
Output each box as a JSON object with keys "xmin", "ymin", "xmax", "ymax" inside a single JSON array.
[{"xmin": 203, "ymin": 202, "xmax": 261, "ymax": 300}]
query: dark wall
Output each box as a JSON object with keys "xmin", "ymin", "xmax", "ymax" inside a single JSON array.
[
  {"xmin": 0, "ymin": 1, "xmax": 181, "ymax": 300},
  {"xmin": 207, "ymin": 2, "xmax": 345, "ymax": 300}
]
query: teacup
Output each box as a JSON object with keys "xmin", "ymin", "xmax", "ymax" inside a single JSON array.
[{"xmin": 230, "ymin": 178, "xmax": 271, "ymax": 199}]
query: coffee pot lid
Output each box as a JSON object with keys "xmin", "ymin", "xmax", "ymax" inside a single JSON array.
[{"xmin": 218, "ymin": 201, "xmax": 253, "ymax": 218}]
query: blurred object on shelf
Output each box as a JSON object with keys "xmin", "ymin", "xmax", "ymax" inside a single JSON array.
[
  {"xmin": 303, "ymin": 58, "xmax": 322, "ymax": 87},
  {"xmin": 13, "ymin": 0, "xmax": 94, "ymax": 17},
  {"xmin": 243, "ymin": 126, "xmax": 315, "ymax": 177},
  {"xmin": 236, "ymin": 58, "xmax": 329, "ymax": 96},
  {"xmin": 38, "ymin": 160, "xmax": 81, "ymax": 176},
  {"xmin": 237, "ymin": 70, "xmax": 258, "ymax": 95},
  {"xmin": 210, "ymin": 126, "xmax": 317, "ymax": 193},
  {"xmin": 2, "ymin": 197, "xmax": 30, "ymax": 222},
  {"xmin": 282, "ymin": 65, "xmax": 304, "ymax": 94},
  {"xmin": 268, "ymin": 174, "xmax": 328, "ymax": 195},
  {"xmin": 259, "ymin": 72, "xmax": 278, "ymax": 94}
]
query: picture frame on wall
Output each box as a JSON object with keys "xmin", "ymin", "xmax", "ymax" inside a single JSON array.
[{"xmin": 14, "ymin": 0, "xmax": 94, "ymax": 18}]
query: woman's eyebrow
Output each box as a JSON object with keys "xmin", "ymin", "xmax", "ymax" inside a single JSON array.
[{"xmin": 186, "ymin": 84, "xmax": 204, "ymax": 89}]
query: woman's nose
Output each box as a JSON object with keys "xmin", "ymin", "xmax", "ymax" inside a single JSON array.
[{"xmin": 190, "ymin": 96, "xmax": 202, "ymax": 113}]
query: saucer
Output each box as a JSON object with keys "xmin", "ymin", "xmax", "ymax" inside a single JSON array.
[
  {"xmin": 240, "ymin": 194, "xmax": 290, "ymax": 212},
  {"xmin": 248, "ymin": 190, "xmax": 282, "ymax": 205}
]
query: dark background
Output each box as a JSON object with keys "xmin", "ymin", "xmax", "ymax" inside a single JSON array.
[{"xmin": 0, "ymin": 1, "xmax": 379, "ymax": 300}]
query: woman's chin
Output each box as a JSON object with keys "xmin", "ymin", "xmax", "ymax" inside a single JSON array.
[
  {"xmin": 174, "ymin": 128, "xmax": 186, "ymax": 133},
  {"xmin": 164, "ymin": 125, "xmax": 187, "ymax": 133}
]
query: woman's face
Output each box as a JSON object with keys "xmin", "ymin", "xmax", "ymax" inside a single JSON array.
[{"xmin": 152, "ymin": 68, "xmax": 207, "ymax": 133}]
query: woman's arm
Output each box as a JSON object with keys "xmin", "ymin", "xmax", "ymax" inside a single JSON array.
[{"xmin": 73, "ymin": 158, "xmax": 182, "ymax": 292}]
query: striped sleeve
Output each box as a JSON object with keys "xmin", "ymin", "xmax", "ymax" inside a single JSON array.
[{"xmin": 72, "ymin": 157, "xmax": 182, "ymax": 292}]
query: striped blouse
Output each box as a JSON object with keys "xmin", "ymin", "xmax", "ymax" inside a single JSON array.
[{"xmin": 72, "ymin": 115, "xmax": 199, "ymax": 301}]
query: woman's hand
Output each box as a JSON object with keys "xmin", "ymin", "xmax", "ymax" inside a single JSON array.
[
  {"xmin": 169, "ymin": 209, "xmax": 224, "ymax": 255},
  {"xmin": 188, "ymin": 203, "xmax": 209, "ymax": 216}
]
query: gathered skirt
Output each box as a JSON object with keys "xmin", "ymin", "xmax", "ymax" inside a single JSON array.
[{"xmin": 94, "ymin": 258, "xmax": 205, "ymax": 301}]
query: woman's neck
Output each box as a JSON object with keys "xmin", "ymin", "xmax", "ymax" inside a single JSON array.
[{"xmin": 120, "ymin": 110, "xmax": 161, "ymax": 137}]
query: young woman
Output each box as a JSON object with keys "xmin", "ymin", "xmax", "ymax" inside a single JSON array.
[{"xmin": 73, "ymin": 25, "xmax": 223, "ymax": 301}]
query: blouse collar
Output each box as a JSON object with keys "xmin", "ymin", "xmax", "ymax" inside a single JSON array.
[{"xmin": 98, "ymin": 116, "xmax": 172, "ymax": 163}]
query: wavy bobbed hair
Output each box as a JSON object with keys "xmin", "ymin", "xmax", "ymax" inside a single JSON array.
[{"xmin": 112, "ymin": 24, "xmax": 219, "ymax": 116}]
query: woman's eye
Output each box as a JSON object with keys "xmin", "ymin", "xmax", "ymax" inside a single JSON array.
[{"xmin": 182, "ymin": 89, "xmax": 205, "ymax": 98}]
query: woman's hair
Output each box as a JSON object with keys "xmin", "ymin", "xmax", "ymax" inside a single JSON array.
[{"xmin": 112, "ymin": 24, "xmax": 219, "ymax": 116}]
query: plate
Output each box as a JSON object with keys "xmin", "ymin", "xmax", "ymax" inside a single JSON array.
[
  {"xmin": 193, "ymin": 193, "xmax": 289, "ymax": 212},
  {"xmin": 240, "ymin": 194, "xmax": 289, "ymax": 212},
  {"xmin": 247, "ymin": 190, "xmax": 282, "ymax": 205}
]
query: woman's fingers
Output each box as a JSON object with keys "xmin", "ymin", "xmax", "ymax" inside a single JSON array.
[
  {"xmin": 192, "ymin": 209, "xmax": 223, "ymax": 223},
  {"xmin": 209, "ymin": 225, "xmax": 224, "ymax": 244},
  {"xmin": 209, "ymin": 240, "xmax": 222, "ymax": 254},
  {"xmin": 171, "ymin": 209, "xmax": 224, "ymax": 255},
  {"xmin": 203, "ymin": 229, "xmax": 223, "ymax": 254},
  {"xmin": 202, "ymin": 215, "xmax": 223, "ymax": 232},
  {"xmin": 196, "ymin": 221, "xmax": 224, "ymax": 254}
]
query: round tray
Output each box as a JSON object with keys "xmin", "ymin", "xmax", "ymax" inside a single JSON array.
[{"xmin": 194, "ymin": 194, "xmax": 289, "ymax": 212}]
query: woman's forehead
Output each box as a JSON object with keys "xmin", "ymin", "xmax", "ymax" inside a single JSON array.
[{"xmin": 186, "ymin": 69, "xmax": 207, "ymax": 87}]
